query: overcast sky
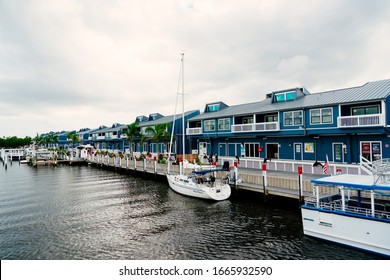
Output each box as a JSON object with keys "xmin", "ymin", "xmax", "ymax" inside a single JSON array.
[{"xmin": 1, "ymin": 0, "xmax": 390, "ymax": 137}]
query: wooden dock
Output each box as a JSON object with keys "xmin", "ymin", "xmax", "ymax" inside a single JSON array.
[{"xmin": 85, "ymin": 156, "xmax": 330, "ymax": 201}]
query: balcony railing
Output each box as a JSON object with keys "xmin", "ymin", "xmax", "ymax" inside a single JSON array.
[
  {"xmin": 232, "ymin": 122, "xmax": 279, "ymax": 133},
  {"xmin": 337, "ymin": 113, "xmax": 384, "ymax": 128},
  {"xmin": 186, "ymin": 127, "xmax": 202, "ymax": 135}
]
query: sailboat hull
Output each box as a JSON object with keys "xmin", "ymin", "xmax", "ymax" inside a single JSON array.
[{"xmin": 166, "ymin": 174, "xmax": 231, "ymax": 201}]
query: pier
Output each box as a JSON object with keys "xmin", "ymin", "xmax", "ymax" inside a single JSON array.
[{"xmin": 86, "ymin": 155, "xmax": 334, "ymax": 201}]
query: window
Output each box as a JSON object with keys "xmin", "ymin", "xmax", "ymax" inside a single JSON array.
[
  {"xmin": 274, "ymin": 91, "xmax": 296, "ymax": 102},
  {"xmin": 310, "ymin": 110, "xmax": 321, "ymax": 124},
  {"xmin": 243, "ymin": 117, "xmax": 254, "ymax": 124},
  {"xmin": 352, "ymin": 105, "xmax": 379, "ymax": 115},
  {"xmin": 207, "ymin": 104, "xmax": 220, "ymax": 112},
  {"xmin": 310, "ymin": 108, "xmax": 332, "ymax": 124},
  {"xmin": 204, "ymin": 120, "xmax": 215, "ymax": 131},
  {"xmin": 322, "ymin": 108, "xmax": 332, "ymax": 123},
  {"xmin": 265, "ymin": 115, "xmax": 278, "ymax": 122},
  {"xmin": 284, "ymin": 110, "xmax": 303, "ymax": 126},
  {"xmin": 218, "ymin": 118, "xmax": 230, "ymax": 130},
  {"xmin": 244, "ymin": 143, "xmax": 260, "ymax": 158}
]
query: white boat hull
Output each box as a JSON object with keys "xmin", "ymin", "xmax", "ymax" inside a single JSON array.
[
  {"xmin": 166, "ymin": 174, "xmax": 231, "ymax": 201},
  {"xmin": 301, "ymin": 207, "xmax": 390, "ymax": 256}
]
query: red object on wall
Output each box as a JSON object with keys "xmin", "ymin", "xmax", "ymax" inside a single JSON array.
[
  {"xmin": 262, "ymin": 164, "xmax": 266, "ymax": 171},
  {"xmin": 298, "ymin": 166, "xmax": 303, "ymax": 175}
]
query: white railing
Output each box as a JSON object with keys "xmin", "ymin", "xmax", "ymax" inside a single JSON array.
[
  {"xmin": 373, "ymin": 158, "xmax": 390, "ymax": 185},
  {"xmin": 360, "ymin": 156, "xmax": 373, "ymax": 177},
  {"xmin": 305, "ymin": 200, "xmax": 390, "ymax": 220},
  {"xmin": 337, "ymin": 113, "xmax": 384, "ymax": 127},
  {"xmin": 231, "ymin": 122, "xmax": 279, "ymax": 133},
  {"xmin": 219, "ymin": 156, "xmax": 368, "ymax": 175},
  {"xmin": 186, "ymin": 127, "xmax": 202, "ymax": 135}
]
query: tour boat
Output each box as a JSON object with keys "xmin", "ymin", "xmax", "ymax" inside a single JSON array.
[
  {"xmin": 301, "ymin": 166, "xmax": 390, "ymax": 256},
  {"xmin": 166, "ymin": 53, "xmax": 231, "ymax": 201}
]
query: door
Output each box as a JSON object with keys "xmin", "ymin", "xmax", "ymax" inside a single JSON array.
[
  {"xmin": 294, "ymin": 143, "xmax": 302, "ymax": 160},
  {"xmin": 199, "ymin": 142, "xmax": 208, "ymax": 156},
  {"xmin": 219, "ymin": 143, "xmax": 226, "ymax": 156},
  {"xmin": 361, "ymin": 141, "xmax": 382, "ymax": 162},
  {"xmin": 333, "ymin": 143, "xmax": 343, "ymax": 162},
  {"xmin": 266, "ymin": 143, "xmax": 279, "ymax": 159}
]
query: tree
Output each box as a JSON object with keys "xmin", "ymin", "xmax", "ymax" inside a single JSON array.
[
  {"xmin": 0, "ymin": 136, "xmax": 32, "ymax": 148},
  {"xmin": 45, "ymin": 133, "xmax": 59, "ymax": 148},
  {"xmin": 66, "ymin": 131, "xmax": 79, "ymax": 157},
  {"xmin": 144, "ymin": 123, "xmax": 171, "ymax": 154},
  {"xmin": 33, "ymin": 135, "xmax": 45, "ymax": 147},
  {"xmin": 123, "ymin": 122, "xmax": 141, "ymax": 152}
]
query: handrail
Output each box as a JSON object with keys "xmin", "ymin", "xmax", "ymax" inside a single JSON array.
[
  {"xmin": 305, "ymin": 199, "xmax": 390, "ymax": 220},
  {"xmin": 360, "ymin": 156, "xmax": 373, "ymax": 177}
]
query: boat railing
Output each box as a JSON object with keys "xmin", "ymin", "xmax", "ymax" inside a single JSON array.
[
  {"xmin": 372, "ymin": 158, "xmax": 390, "ymax": 185},
  {"xmin": 305, "ymin": 199, "xmax": 390, "ymax": 220}
]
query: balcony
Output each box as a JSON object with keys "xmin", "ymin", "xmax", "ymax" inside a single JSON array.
[
  {"xmin": 337, "ymin": 113, "xmax": 384, "ymax": 128},
  {"xmin": 186, "ymin": 127, "xmax": 202, "ymax": 135},
  {"xmin": 232, "ymin": 122, "xmax": 280, "ymax": 133}
]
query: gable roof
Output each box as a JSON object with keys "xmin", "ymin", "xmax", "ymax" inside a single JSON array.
[{"xmin": 139, "ymin": 110, "xmax": 199, "ymax": 127}]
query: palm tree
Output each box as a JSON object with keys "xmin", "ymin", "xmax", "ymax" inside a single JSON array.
[
  {"xmin": 123, "ymin": 122, "xmax": 141, "ymax": 152},
  {"xmin": 66, "ymin": 131, "xmax": 79, "ymax": 158},
  {"xmin": 45, "ymin": 133, "xmax": 59, "ymax": 148},
  {"xmin": 33, "ymin": 135, "xmax": 44, "ymax": 148},
  {"xmin": 144, "ymin": 123, "xmax": 171, "ymax": 154}
]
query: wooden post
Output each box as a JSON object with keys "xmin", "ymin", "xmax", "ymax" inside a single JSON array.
[
  {"xmin": 154, "ymin": 156, "xmax": 157, "ymax": 176},
  {"xmin": 298, "ymin": 166, "xmax": 304, "ymax": 205},
  {"xmin": 233, "ymin": 161, "xmax": 238, "ymax": 190},
  {"xmin": 262, "ymin": 163, "xmax": 267, "ymax": 201}
]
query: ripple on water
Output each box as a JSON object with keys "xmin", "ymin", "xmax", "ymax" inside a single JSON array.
[{"xmin": 0, "ymin": 165, "xmax": 385, "ymax": 260}]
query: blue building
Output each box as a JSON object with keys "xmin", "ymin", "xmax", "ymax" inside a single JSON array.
[
  {"xmin": 186, "ymin": 79, "xmax": 390, "ymax": 164},
  {"xmin": 86, "ymin": 110, "xmax": 200, "ymax": 155}
]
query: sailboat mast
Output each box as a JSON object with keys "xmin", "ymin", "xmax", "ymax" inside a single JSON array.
[{"xmin": 181, "ymin": 53, "xmax": 185, "ymax": 162}]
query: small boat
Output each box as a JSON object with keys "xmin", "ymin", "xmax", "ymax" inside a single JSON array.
[
  {"xmin": 166, "ymin": 53, "xmax": 231, "ymax": 201},
  {"xmin": 166, "ymin": 169, "xmax": 231, "ymax": 201},
  {"xmin": 301, "ymin": 167, "xmax": 390, "ymax": 257}
]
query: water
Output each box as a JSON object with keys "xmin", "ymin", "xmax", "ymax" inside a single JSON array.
[{"xmin": 0, "ymin": 163, "xmax": 384, "ymax": 260}]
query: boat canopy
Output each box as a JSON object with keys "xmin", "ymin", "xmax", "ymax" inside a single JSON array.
[
  {"xmin": 311, "ymin": 174, "xmax": 390, "ymax": 192},
  {"xmin": 192, "ymin": 168, "xmax": 228, "ymax": 175}
]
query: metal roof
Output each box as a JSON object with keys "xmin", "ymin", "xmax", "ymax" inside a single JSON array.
[
  {"xmin": 189, "ymin": 79, "xmax": 390, "ymax": 121},
  {"xmin": 138, "ymin": 110, "xmax": 199, "ymax": 127}
]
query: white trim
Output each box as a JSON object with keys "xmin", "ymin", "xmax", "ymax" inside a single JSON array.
[
  {"xmin": 293, "ymin": 142, "xmax": 303, "ymax": 160},
  {"xmin": 332, "ymin": 142, "xmax": 344, "ymax": 163}
]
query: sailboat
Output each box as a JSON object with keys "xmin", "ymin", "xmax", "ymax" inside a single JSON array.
[{"xmin": 166, "ymin": 53, "xmax": 231, "ymax": 201}]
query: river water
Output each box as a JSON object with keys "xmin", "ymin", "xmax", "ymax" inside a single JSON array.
[{"xmin": 0, "ymin": 163, "xmax": 384, "ymax": 260}]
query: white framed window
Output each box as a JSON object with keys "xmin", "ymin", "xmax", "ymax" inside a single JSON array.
[
  {"xmin": 284, "ymin": 110, "xmax": 303, "ymax": 126},
  {"xmin": 244, "ymin": 143, "xmax": 260, "ymax": 157},
  {"xmin": 218, "ymin": 118, "xmax": 230, "ymax": 130},
  {"xmin": 207, "ymin": 104, "xmax": 220, "ymax": 112},
  {"xmin": 204, "ymin": 120, "xmax": 215, "ymax": 131},
  {"xmin": 352, "ymin": 105, "xmax": 380, "ymax": 115},
  {"xmin": 274, "ymin": 91, "xmax": 296, "ymax": 102},
  {"xmin": 310, "ymin": 108, "xmax": 333, "ymax": 124}
]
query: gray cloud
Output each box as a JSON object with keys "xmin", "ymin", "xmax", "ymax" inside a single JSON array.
[{"xmin": 1, "ymin": 0, "xmax": 390, "ymax": 137}]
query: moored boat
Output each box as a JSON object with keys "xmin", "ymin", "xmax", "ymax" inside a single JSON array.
[
  {"xmin": 301, "ymin": 171, "xmax": 390, "ymax": 257},
  {"xmin": 165, "ymin": 53, "xmax": 231, "ymax": 201},
  {"xmin": 167, "ymin": 169, "xmax": 231, "ymax": 201}
]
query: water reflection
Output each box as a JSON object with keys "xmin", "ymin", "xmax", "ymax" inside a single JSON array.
[{"xmin": 0, "ymin": 164, "xmax": 383, "ymax": 260}]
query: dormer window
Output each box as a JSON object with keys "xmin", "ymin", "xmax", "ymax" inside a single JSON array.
[
  {"xmin": 207, "ymin": 104, "xmax": 220, "ymax": 112},
  {"xmin": 274, "ymin": 91, "xmax": 296, "ymax": 102}
]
